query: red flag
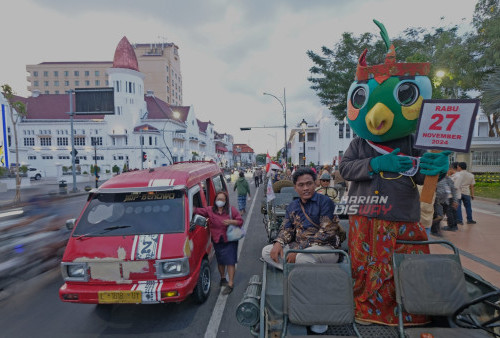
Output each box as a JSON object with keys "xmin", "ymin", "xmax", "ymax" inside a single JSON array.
[{"xmin": 266, "ymin": 153, "xmax": 282, "ymax": 172}]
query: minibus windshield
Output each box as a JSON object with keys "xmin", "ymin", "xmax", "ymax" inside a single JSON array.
[{"xmin": 73, "ymin": 190, "xmax": 185, "ymax": 237}]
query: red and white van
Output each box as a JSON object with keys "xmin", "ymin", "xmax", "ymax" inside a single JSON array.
[{"xmin": 59, "ymin": 161, "xmax": 227, "ymax": 304}]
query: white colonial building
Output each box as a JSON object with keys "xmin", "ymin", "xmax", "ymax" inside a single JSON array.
[
  {"xmin": 0, "ymin": 36, "xmax": 233, "ymax": 177},
  {"xmin": 289, "ymin": 111, "xmax": 354, "ymax": 167},
  {"xmin": 289, "ymin": 109, "xmax": 499, "ymax": 173}
]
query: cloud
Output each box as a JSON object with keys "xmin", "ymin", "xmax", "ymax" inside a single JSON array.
[
  {"xmin": 31, "ymin": 0, "xmax": 227, "ymax": 26},
  {"xmin": 2, "ymin": 0, "xmax": 478, "ymax": 155}
]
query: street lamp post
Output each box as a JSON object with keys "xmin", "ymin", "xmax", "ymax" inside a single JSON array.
[
  {"xmin": 263, "ymin": 89, "xmax": 287, "ymax": 167},
  {"xmin": 92, "ymin": 139, "xmax": 98, "ymax": 188},
  {"xmin": 300, "ymin": 119, "xmax": 307, "ymax": 166}
]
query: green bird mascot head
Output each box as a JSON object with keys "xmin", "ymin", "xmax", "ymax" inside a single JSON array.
[{"xmin": 347, "ymin": 20, "xmax": 432, "ymax": 142}]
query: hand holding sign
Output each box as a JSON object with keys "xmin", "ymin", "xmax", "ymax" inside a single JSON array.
[{"xmin": 420, "ymin": 151, "xmax": 451, "ymax": 176}]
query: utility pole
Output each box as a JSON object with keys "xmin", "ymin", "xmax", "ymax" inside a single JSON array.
[
  {"xmin": 68, "ymin": 90, "xmax": 77, "ymax": 192},
  {"xmin": 283, "ymin": 88, "xmax": 287, "ymax": 168},
  {"xmin": 93, "ymin": 139, "xmax": 98, "ymax": 188},
  {"xmin": 140, "ymin": 129, "xmax": 144, "ymax": 170}
]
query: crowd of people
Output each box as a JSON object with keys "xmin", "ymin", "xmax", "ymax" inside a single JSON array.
[{"xmin": 431, "ymin": 161, "xmax": 477, "ymax": 235}]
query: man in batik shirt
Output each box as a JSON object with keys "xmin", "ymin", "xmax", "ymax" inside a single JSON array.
[{"xmin": 261, "ymin": 167, "xmax": 344, "ymax": 269}]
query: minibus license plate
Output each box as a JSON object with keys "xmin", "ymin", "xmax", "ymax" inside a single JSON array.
[{"xmin": 98, "ymin": 291, "xmax": 142, "ymax": 304}]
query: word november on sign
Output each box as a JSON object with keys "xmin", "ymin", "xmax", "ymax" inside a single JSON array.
[{"xmin": 414, "ymin": 99, "xmax": 480, "ymax": 152}]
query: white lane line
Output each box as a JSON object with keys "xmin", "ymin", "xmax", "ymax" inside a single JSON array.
[
  {"xmin": 0, "ymin": 209, "xmax": 23, "ymax": 218},
  {"xmin": 204, "ymin": 187, "xmax": 258, "ymax": 338}
]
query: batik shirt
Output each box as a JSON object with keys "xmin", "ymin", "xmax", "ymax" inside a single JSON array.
[{"xmin": 275, "ymin": 192, "xmax": 342, "ymax": 249}]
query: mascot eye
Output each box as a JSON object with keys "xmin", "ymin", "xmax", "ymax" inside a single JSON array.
[
  {"xmin": 351, "ymin": 87, "xmax": 367, "ymax": 109},
  {"xmin": 396, "ymin": 82, "xmax": 419, "ymax": 106}
]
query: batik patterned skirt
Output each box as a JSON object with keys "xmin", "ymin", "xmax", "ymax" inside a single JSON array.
[
  {"xmin": 348, "ymin": 215, "xmax": 430, "ymax": 326},
  {"xmin": 237, "ymin": 195, "xmax": 247, "ymax": 211}
]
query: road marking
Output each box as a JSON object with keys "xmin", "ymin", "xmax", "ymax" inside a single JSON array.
[
  {"xmin": 0, "ymin": 209, "xmax": 23, "ymax": 219},
  {"xmin": 204, "ymin": 187, "xmax": 258, "ymax": 338}
]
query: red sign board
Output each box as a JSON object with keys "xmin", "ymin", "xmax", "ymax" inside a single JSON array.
[{"xmin": 414, "ymin": 99, "xmax": 480, "ymax": 152}]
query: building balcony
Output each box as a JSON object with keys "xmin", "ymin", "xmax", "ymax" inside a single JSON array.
[{"xmin": 173, "ymin": 133, "xmax": 186, "ymax": 140}]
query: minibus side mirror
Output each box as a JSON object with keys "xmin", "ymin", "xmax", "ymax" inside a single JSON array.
[
  {"xmin": 66, "ymin": 218, "xmax": 76, "ymax": 230},
  {"xmin": 191, "ymin": 215, "xmax": 207, "ymax": 230}
]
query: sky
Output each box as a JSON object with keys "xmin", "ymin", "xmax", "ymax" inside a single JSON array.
[{"xmin": 0, "ymin": 0, "xmax": 478, "ymax": 155}]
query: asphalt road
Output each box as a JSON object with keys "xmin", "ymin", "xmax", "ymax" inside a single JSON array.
[
  {"xmin": 0, "ymin": 177, "xmax": 264, "ymax": 338},
  {"xmin": 1, "ymin": 177, "xmax": 498, "ymax": 337}
]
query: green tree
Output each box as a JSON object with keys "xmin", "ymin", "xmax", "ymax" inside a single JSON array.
[
  {"xmin": 481, "ymin": 68, "xmax": 500, "ymax": 136},
  {"xmin": 307, "ymin": 31, "xmax": 386, "ymax": 120},
  {"xmin": 113, "ymin": 164, "xmax": 120, "ymax": 174},
  {"xmin": 255, "ymin": 153, "xmax": 267, "ymax": 165},
  {"xmin": 1, "ymin": 84, "xmax": 27, "ymax": 204},
  {"xmin": 472, "ymin": 0, "xmax": 500, "ymax": 135},
  {"xmin": 90, "ymin": 164, "xmax": 100, "ymax": 176},
  {"xmin": 20, "ymin": 165, "xmax": 28, "ymax": 175},
  {"xmin": 307, "ymin": 22, "xmax": 473, "ymax": 120}
]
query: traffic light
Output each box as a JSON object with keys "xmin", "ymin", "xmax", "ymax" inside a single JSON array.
[
  {"xmin": 142, "ymin": 152, "xmax": 147, "ymax": 162},
  {"xmin": 70, "ymin": 149, "xmax": 78, "ymax": 157}
]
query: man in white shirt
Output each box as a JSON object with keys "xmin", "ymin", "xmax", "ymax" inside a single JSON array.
[{"xmin": 456, "ymin": 162, "xmax": 476, "ymax": 225}]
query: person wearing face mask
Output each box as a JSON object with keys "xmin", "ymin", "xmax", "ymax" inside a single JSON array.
[{"xmin": 195, "ymin": 191, "xmax": 243, "ymax": 295}]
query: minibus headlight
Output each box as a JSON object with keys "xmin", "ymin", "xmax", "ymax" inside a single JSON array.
[
  {"xmin": 68, "ymin": 264, "xmax": 86, "ymax": 277},
  {"xmin": 156, "ymin": 258, "xmax": 189, "ymax": 279},
  {"xmin": 61, "ymin": 263, "xmax": 89, "ymax": 282}
]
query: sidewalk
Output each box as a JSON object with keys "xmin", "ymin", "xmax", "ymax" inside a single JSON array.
[{"xmin": 430, "ymin": 197, "xmax": 500, "ymax": 288}]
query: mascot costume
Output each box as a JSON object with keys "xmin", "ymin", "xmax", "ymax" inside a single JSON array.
[{"xmin": 339, "ymin": 20, "xmax": 450, "ymax": 326}]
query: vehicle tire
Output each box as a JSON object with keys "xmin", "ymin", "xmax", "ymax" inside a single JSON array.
[
  {"xmin": 193, "ymin": 259, "xmax": 211, "ymax": 304},
  {"xmin": 94, "ymin": 304, "xmax": 113, "ymax": 320},
  {"xmin": 35, "ymin": 174, "xmax": 41, "ymax": 180}
]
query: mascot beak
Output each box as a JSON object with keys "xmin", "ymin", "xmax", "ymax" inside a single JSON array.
[{"xmin": 365, "ymin": 103, "xmax": 394, "ymax": 135}]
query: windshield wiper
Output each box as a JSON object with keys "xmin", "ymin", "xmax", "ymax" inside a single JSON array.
[{"xmin": 75, "ymin": 225, "xmax": 131, "ymax": 240}]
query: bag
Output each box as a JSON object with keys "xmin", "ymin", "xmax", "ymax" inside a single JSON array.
[
  {"xmin": 226, "ymin": 207, "xmax": 245, "ymax": 241},
  {"xmin": 299, "ymin": 203, "xmax": 346, "ymax": 243},
  {"xmin": 226, "ymin": 225, "xmax": 245, "ymax": 241}
]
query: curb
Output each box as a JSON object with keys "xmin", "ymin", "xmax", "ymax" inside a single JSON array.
[
  {"xmin": 475, "ymin": 196, "xmax": 500, "ymax": 204},
  {"xmin": 0, "ymin": 190, "xmax": 89, "ymax": 210}
]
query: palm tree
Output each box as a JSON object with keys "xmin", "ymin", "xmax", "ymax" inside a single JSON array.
[
  {"xmin": 1, "ymin": 84, "xmax": 27, "ymax": 203},
  {"xmin": 481, "ymin": 68, "xmax": 500, "ymax": 137}
]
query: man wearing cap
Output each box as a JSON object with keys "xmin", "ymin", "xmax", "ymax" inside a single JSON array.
[{"xmin": 316, "ymin": 172, "xmax": 339, "ymax": 203}]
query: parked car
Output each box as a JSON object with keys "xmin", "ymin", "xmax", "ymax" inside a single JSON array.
[
  {"xmin": 28, "ymin": 168, "xmax": 44, "ymax": 180},
  {"xmin": 59, "ymin": 161, "xmax": 227, "ymax": 305}
]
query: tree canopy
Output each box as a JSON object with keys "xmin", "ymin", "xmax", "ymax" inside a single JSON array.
[{"xmin": 307, "ymin": 0, "xmax": 500, "ymax": 135}]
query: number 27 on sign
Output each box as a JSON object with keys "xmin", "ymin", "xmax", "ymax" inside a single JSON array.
[{"xmin": 429, "ymin": 113, "xmax": 460, "ymax": 131}]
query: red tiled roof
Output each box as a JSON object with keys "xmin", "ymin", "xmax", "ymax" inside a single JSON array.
[
  {"xmin": 12, "ymin": 94, "xmax": 104, "ymax": 120},
  {"xmin": 233, "ymin": 144, "xmax": 254, "ymax": 154},
  {"xmin": 169, "ymin": 105, "xmax": 190, "ymax": 122},
  {"xmin": 113, "ymin": 36, "xmax": 139, "ymax": 72},
  {"xmin": 196, "ymin": 119, "xmax": 212, "ymax": 132},
  {"xmin": 144, "ymin": 97, "xmax": 188, "ymax": 123}
]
